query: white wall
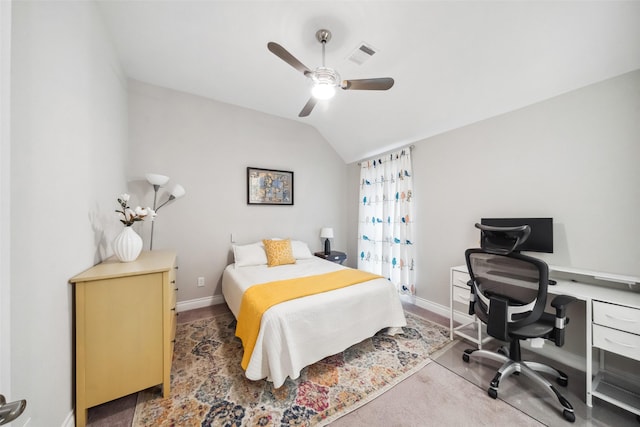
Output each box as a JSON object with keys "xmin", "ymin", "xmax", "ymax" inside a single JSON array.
[
  {"xmin": 126, "ymin": 80, "xmax": 348, "ymax": 303},
  {"xmin": 0, "ymin": 0, "xmax": 12, "ymax": 399},
  {"xmin": 10, "ymin": 1, "xmax": 128, "ymax": 425}
]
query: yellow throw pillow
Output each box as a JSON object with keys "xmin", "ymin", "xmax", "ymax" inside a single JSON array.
[{"xmin": 263, "ymin": 238, "xmax": 296, "ymax": 267}]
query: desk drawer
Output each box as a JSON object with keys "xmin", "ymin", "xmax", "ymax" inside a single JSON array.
[
  {"xmin": 593, "ymin": 301, "xmax": 640, "ymax": 335},
  {"xmin": 593, "ymin": 324, "xmax": 640, "ymax": 361},
  {"xmin": 452, "ymin": 285, "xmax": 472, "ymax": 314},
  {"xmin": 452, "ymin": 270, "xmax": 471, "ymax": 289}
]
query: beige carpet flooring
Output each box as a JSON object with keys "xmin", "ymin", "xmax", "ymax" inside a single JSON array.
[{"xmin": 330, "ymin": 358, "xmax": 542, "ymax": 426}]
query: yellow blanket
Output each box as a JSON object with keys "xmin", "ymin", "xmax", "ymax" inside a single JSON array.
[{"xmin": 236, "ymin": 269, "xmax": 383, "ymax": 369}]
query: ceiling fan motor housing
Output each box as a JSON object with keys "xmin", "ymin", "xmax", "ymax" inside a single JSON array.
[{"xmin": 315, "ymin": 29, "xmax": 332, "ymax": 44}]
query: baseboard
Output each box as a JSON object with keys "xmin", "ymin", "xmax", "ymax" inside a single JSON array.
[
  {"xmin": 62, "ymin": 411, "xmax": 74, "ymax": 427},
  {"xmin": 413, "ymin": 295, "xmax": 451, "ymax": 319},
  {"xmin": 412, "ymin": 296, "xmax": 473, "ymax": 325},
  {"xmin": 176, "ymin": 294, "xmax": 225, "ymax": 312}
]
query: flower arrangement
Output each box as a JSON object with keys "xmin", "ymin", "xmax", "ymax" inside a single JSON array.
[{"xmin": 116, "ymin": 193, "xmax": 156, "ymax": 226}]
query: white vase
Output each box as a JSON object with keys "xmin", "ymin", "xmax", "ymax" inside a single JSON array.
[{"xmin": 113, "ymin": 227, "xmax": 143, "ymax": 262}]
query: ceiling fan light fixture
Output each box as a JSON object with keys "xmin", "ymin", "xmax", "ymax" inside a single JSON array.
[
  {"xmin": 311, "ymin": 82, "xmax": 336, "ymax": 100},
  {"xmin": 310, "ymin": 66, "xmax": 340, "ymax": 100}
]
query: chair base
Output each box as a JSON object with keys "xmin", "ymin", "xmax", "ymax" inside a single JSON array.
[{"xmin": 463, "ymin": 348, "xmax": 575, "ymax": 423}]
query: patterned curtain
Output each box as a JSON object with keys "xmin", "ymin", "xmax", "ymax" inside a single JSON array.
[{"xmin": 357, "ymin": 148, "xmax": 415, "ymax": 295}]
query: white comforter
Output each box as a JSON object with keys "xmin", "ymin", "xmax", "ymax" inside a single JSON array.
[{"xmin": 221, "ymin": 258, "xmax": 407, "ymax": 387}]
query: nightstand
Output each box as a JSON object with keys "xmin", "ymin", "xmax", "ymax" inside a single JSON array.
[{"xmin": 314, "ymin": 251, "xmax": 347, "ymax": 264}]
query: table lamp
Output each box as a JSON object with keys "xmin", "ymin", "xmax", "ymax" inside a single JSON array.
[{"xmin": 320, "ymin": 227, "xmax": 334, "ymax": 255}]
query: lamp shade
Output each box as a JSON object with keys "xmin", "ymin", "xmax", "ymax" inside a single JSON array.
[
  {"xmin": 171, "ymin": 184, "xmax": 186, "ymax": 199},
  {"xmin": 311, "ymin": 83, "xmax": 336, "ymax": 100},
  {"xmin": 320, "ymin": 227, "xmax": 334, "ymax": 239},
  {"xmin": 145, "ymin": 173, "xmax": 170, "ymax": 186}
]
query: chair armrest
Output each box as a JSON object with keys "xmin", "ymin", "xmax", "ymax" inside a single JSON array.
[
  {"xmin": 551, "ymin": 295, "xmax": 577, "ymax": 318},
  {"xmin": 550, "ymin": 295, "xmax": 577, "ymax": 347}
]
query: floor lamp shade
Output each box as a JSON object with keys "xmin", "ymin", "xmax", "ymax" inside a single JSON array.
[
  {"xmin": 145, "ymin": 173, "xmax": 170, "ymax": 187},
  {"xmin": 146, "ymin": 172, "xmax": 185, "ymax": 250}
]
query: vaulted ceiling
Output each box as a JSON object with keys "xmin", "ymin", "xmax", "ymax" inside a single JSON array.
[{"xmin": 97, "ymin": 1, "xmax": 640, "ymax": 163}]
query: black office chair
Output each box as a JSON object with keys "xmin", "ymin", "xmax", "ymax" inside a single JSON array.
[{"xmin": 462, "ymin": 223, "xmax": 577, "ymax": 422}]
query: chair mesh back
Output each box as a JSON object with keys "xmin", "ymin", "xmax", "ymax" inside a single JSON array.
[{"xmin": 466, "ymin": 250, "xmax": 548, "ymax": 326}]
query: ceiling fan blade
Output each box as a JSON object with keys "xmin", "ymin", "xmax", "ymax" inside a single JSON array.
[
  {"xmin": 298, "ymin": 97, "xmax": 318, "ymax": 117},
  {"xmin": 342, "ymin": 78, "xmax": 395, "ymax": 91},
  {"xmin": 268, "ymin": 42, "xmax": 311, "ymax": 75}
]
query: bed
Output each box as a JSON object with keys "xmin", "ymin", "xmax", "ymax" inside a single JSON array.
[{"xmin": 221, "ymin": 239, "xmax": 407, "ymax": 388}]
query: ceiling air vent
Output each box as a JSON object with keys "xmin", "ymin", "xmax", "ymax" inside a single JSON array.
[{"xmin": 347, "ymin": 42, "xmax": 377, "ymax": 65}]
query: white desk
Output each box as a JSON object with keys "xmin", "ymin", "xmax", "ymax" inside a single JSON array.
[{"xmin": 450, "ymin": 264, "xmax": 640, "ymax": 416}]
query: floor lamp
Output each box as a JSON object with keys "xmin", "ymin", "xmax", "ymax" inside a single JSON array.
[{"xmin": 146, "ymin": 173, "xmax": 186, "ymax": 250}]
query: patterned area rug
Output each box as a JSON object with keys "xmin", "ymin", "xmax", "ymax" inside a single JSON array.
[{"xmin": 133, "ymin": 311, "xmax": 451, "ymax": 426}]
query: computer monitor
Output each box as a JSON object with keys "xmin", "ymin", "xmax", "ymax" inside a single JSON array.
[{"xmin": 480, "ymin": 217, "xmax": 553, "ymax": 253}]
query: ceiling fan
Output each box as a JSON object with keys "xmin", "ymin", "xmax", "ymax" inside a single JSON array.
[{"xmin": 268, "ymin": 29, "xmax": 395, "ymax": 117}]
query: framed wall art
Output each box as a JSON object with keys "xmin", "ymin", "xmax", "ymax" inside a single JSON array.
[{"xmin": 247, "ymin": 167, "xmax": 294, "ymax": 205}]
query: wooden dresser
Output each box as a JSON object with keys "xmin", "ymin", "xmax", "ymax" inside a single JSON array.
[{"xmin": 69, "ymin": 250, "xmax": 177, "ymax": 427}]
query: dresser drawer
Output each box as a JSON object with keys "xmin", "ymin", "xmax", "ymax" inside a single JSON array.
[
  {"xmin": 593, "ymin": 324, "xmax": 640, "ymax": 361},
  {"xmin": 452, "ymin": 270, "xmax": 471, "ymax": 289},
  {"xmin": 593, "ymin": 301, "xmax": 640, "ymax": 335}
]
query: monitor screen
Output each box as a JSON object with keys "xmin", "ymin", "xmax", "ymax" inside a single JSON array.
[{"xmin": 480, "ymin": 217, "xmax": 553, "ymax": 253}]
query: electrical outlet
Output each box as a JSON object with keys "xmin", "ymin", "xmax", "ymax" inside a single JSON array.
[{"xmin": 197, "ymin": 277, "xmax": 205, "ymax": 287}]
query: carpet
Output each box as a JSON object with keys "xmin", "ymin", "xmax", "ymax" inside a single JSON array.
[{"xmin": 132, "ymin": 310, "xmax": 451, "ymax": 427}]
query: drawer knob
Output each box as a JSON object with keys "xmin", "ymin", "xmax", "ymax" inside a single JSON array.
[
  {"xmin": 174, "ymin": 288, "xmax": 179, "ymax": 291},
  {"xmin": 171, "ymin": 280, "xmax": 176, "ymax": 284},
  {"xmin": 171, "ymin": 307, "xmax": 176, "ymax": 311}
]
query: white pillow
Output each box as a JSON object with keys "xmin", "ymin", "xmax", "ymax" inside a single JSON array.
[
  {"xmin": 233, "ymin": 243, "xmax": 268, "ymax": 267},
  {"xmin": 291, "ymin": 240, "xmax": 313, "ymax": 259}
]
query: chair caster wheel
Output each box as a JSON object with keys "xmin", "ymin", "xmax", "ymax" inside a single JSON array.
[
  {"xmin": 557, "ymin": 377, "xmax": 568, "ymax": 387},
  {"xmin": 462, "ymin": 353, "xmax": 470, "ymax": 363},
  {"xmin": 563, "ymin": 409, "xmax": 575, "ymax": 423},
  {"xmin": 488, "ymin": 388, "xmax": 498, "ymax": 399}
]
